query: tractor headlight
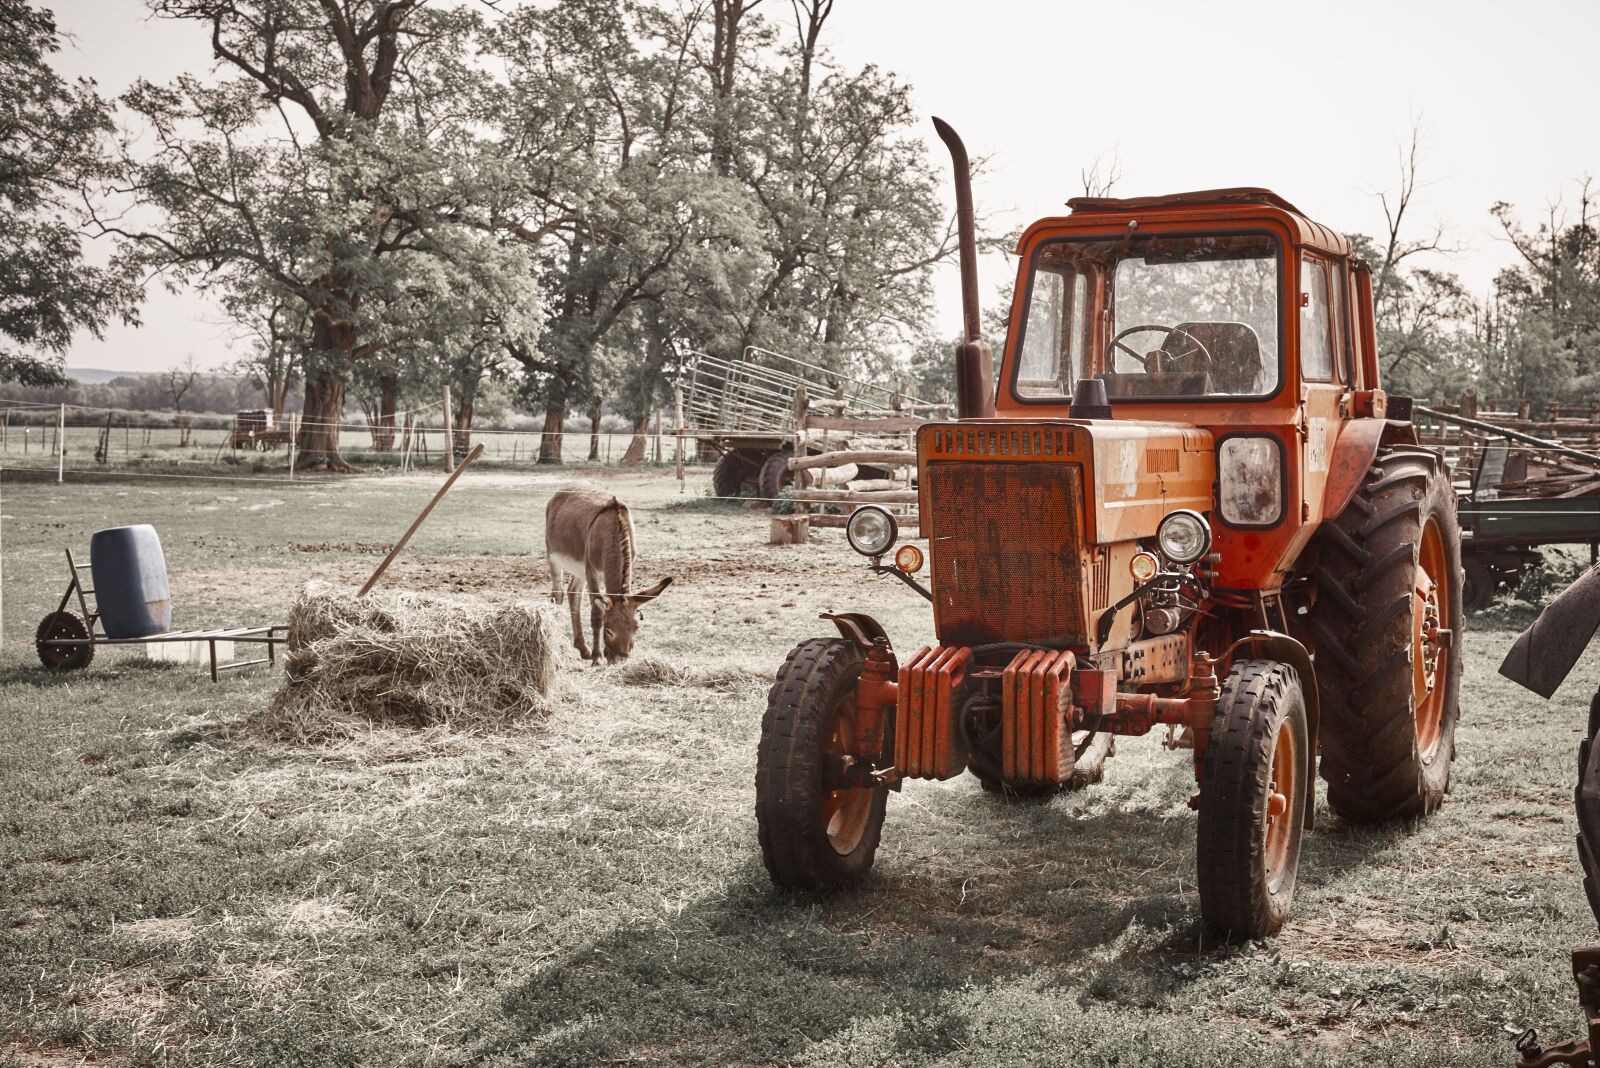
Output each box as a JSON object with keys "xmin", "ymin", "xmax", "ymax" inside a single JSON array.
[
  {"xmin": 1157, "ymin": 509, "xmax": 1211, "ymax": 566},
  {"xmin": 846, "ymin": 505, "xmax": 898, "ymax": 558}
]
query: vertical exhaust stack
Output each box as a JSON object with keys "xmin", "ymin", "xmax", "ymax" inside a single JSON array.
[{"xmin": 932, "ymin": 117, "xmax": 995, "ymax": 421}]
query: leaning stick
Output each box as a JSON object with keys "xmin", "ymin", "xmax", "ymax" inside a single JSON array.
[{"xmin": 358, "ymin": 443, "xmax": 485, "ymax": 596}]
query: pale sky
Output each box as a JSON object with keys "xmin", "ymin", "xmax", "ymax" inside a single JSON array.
[{"xmin": 51, "ymin": 0, "xmax": 1600, "ymax": 375}]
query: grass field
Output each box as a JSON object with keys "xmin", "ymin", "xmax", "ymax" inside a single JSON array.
[{"xmin": 1, "ymin": 465, "xmax": 1597, "ymax": 1066}]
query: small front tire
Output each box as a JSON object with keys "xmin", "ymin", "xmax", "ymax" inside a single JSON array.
[
  {"xmin": 1196, "ymin": 659, "xmax": 1309, "ymax": 939},
  {"xmin": 756, "ymin": 638, "xmax": 888, "ymax": 890}
]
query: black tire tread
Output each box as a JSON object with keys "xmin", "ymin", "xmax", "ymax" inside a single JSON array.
[
  {"xmin": 1196, "ymin": 659, "xmax": 1307, "ymax": 938},
  {"xmin": 758, "ymin": 448, "xmax": 794, "ymax": 506},
  {"xmin": 35, "ymin": 612, "xmax": 94, "ymax": 671},
  {"xmin": 756, "ymin": 637, "xmax": 887, "ymax": 890},
  {"xmin": 1308, "ymin": 448, "xmax": 1463, "ymax": 822}
]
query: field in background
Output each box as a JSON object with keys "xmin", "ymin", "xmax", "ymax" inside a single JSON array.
[{"xmin": 0, "ymin": 466, "xmax": 1596, "ymax": 1066}]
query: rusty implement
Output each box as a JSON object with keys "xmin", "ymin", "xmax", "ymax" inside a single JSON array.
[
  {"xmin": 1001, "ymin": 648, "xmax": 1076, "ymax": 784},
  {"xmin": 895, "ymin": 645, "xmax": 971, "ymax": 779}
]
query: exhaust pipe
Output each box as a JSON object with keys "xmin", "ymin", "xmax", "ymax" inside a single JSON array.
[{"xmin": 932, "ymin": 117, "xmax": 995, "ymax": 421}]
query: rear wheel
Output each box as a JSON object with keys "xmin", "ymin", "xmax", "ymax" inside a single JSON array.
[
  {"xmin": 712, "ymin": 451, "xmax": 753, "ymax": 498},
  {"xmin": 756, "ymin": 638, "xmax": 888, "ymax": 890},
  {"xmin": 36, "ymin": 612, "xmax": 94, "ymax": 671},
  {"xmin": 1307, "ymin": 448, "xmax": 1462, "ymax": 822},
  {"xmin": 1196, "ymin": 659, "xmax": 1308, "ymax": 938},
  {"xmin": 758, "ymin": 447, "xmax": 795, "ymax": 506}
]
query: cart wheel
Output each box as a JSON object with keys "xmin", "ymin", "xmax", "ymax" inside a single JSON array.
[
  {"xmin": 1196, "ymin": 658, "xmax": 1308, "ymax": 938},
  {"xmin": 35, "ymin": 612, "xmax": 94, "ymax": 671},
  {"xmin": 756, "ymin": 638, "xmax": 888, "ymax": 890}
]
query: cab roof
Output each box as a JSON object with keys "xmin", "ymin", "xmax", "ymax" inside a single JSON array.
[{"xmin": 1025, "ymin": 186, "xmax": 1350, "ymax": 258}]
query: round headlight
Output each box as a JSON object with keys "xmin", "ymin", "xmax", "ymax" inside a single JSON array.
[
  {"xmin": 846, "ymin": 505, "xmax": 898, "ymax": 558},
  {"xmin": 1157, "ymin": 509, "xmax": 1211, "ymax": 565}
]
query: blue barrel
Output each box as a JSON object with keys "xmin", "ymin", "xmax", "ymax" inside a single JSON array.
[{"xmin": 89, "ymin": 525, "xmax": 172, "ymax": 638}]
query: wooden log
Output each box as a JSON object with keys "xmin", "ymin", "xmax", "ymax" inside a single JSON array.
[
  {"xmin": 812, "ymin": 463, "xmax": 859, "ymax": 486},
  {"xmin": 803, "ymin": 414, "xmax": 928, "ymax": 434},
  {"xmin": 769, "ymin": 515, "xmax": 810, "ymax": 544},
  {"xmin": 789, "ymin": 487, "xmax": 918, "ymax": 504},
  {"xmin": 787, "ymin": 449, "xmax": 916, "ymax": 471},
  {"xmin": 845, "ymin": 478, "xmax": 902, "ymax": 493}
]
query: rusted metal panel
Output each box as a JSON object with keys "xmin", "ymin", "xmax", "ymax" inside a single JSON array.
[
  {"xmin": 1120, "ymin": 633, "xmax": 1190, "ymax": 685},
  {"xmin": 894, "ymin": 644, "xmax": 970, "ymax": 780},
  {"xmin": 925, "ymin": 462, "xmax": 1088, "ymax": 646},
  {"xmin": 1320, "ymin": 417, "xmax": 1385, "ymax": 521}
]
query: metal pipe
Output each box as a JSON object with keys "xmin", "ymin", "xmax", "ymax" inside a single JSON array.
[
  {"xmin": 932, "ymin": 117, "xmax": 995, "ymax": 421},
  {"xmin": 932, "ymin": 118, "xmax": 981, "ymax": 343},
  {"xmin": 1416, "ymin": 404, "xmax": 1600, "ymax": 468}
]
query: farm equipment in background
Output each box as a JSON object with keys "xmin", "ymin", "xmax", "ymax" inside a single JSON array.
[
  {"xmin": 1416, "ymin": 403, "xmax": 1600, "ymax": 610},
  {"xmin": 682, "ymin": 347, "xmax": 946, "ymax": 503},
  {"xmin": 34, "ymin": 525, "xmax": 285, "ymax": 681},
  {"xmin": 227, "ymin": 408, "xmax": 293, "ymax": 451},
  {"xmin": 754, "ymin": 117, "xmax": 1465, "ymax": 938},
  {"xmin": 1500, "ymin": 567, "xmax": 1600, "ymax": 1067}
]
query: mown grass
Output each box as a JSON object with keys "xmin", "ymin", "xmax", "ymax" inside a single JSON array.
[{"xmin": 1, "ymin": 468, "xmax": 1597, "ymax": 1066}]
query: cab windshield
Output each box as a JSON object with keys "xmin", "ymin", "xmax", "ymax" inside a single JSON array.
[{"xmin": 1013, "ymin": 231, "xmax": 1281, "ymax": 401}]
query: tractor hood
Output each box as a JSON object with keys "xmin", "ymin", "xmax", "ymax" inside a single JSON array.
[
  {"xmin": 1500, "ymin": 563, "xmax": 1600, "ymax": 699},
  {"xmin": 915, "ymin": 419, "xmax": 1215, "ymax": 545}
]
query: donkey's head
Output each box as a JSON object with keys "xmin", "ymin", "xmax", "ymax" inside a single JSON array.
[{"xmin": 591, "ymin": 577, "xmax": 674, "ymax": 663}]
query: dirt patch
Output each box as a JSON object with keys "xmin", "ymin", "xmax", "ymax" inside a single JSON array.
[
  {"xmin": 287, "ymin": 542, "xmax": 390, "ymax": 554},
  {"xmin": 0, "ymin": 1041, "xmax": 131, "ymax": 1066},
  {"xmin": 116, "ymin": 916, "xmax": 194, "ymax": 942}
]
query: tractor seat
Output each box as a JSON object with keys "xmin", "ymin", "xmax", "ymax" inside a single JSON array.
[{"xmin": 1169, "ymin": 321, "xmax": 1263, "ymax": 394}]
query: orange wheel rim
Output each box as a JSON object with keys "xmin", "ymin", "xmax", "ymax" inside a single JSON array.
[
  {"xmin": 822, "ymin": 700, "xmax": 873, "ymax": 855},
  {"xmin": 1413, "ymin": 517, "xmax": 1450, "ymax": 761},
  {"xmin": 1263, "ymin": 720, "xmax": 1297, "ymax": 892}
]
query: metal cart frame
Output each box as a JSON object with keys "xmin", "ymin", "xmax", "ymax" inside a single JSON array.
[{"xmin": 37, "ymin": 548, "xmax": 286, "ymax": 681}]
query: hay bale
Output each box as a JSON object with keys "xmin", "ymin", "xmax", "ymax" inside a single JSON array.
[{"xmin": 254, "ymin": 580, "xmax": 560, "ymax": 740}]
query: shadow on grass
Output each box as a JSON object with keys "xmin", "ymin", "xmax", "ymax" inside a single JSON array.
[{"xmin": 472, "ymin": 788, "xmax": 1220, "ymax": 1065}]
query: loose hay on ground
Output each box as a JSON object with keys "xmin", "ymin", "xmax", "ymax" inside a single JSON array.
[{"xmin": 253, "ymin": 580, "xmax": 560, "ymax": 740}]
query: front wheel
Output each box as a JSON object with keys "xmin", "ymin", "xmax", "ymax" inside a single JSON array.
[
  {"xmin": 1196, "ymin": 659, "xmax": 1309, "ymax": 939},
  {"xmin": 756, "ymin": 638, "xmax": 888, "ymax": 890}
]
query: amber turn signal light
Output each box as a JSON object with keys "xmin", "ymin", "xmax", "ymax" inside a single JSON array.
[
  {"xmin": 1130, "ymin": 550, "xmax": 1160, "ymax": 583},
  {"xmin": 895, "ymin": 544, "xmax": 924, "ymax": 574}
]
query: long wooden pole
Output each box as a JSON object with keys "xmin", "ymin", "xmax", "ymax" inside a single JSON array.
[
  {"xmin": 358, "ymin": 442, "xmax": 485, "ymax": 597},
  {"xmin": 57, "ymin": 403, "xmax": 65, "ymax": 483},
  {"xmin": 674, "ymin": 384, "xmax": 685, "ymax": 492}
]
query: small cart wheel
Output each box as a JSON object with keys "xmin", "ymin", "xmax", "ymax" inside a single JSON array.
[
  {"xmin": 35, "ymin": 612, "xmax": 94, "ymax": 671},
  {"xmin": 756, "ymin": 638, "xmax": 888, "ymax": 890},
  {"xmin": 1196, "ymin": 658, "xmax": 1308, "ymax": 938},
  {"xmin": 1462, "ymin": 557, "xmax": 1494, "ymax": 612}
]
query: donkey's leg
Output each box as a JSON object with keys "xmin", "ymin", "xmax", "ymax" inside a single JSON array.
[
  {"xmin": 549, "ymin": 555, "xmax": 565, "ymax": 604},
  {"xmin": 565, "ymin": 574, "xmax": 590, "ymax": 659}
]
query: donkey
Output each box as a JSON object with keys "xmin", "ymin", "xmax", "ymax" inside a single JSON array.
[{"xmin": 545, "ymin": 483, "xmax": 673, "ymax": 664}]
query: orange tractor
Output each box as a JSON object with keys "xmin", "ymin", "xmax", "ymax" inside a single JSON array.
[{"xmin": 754, "ymin": 119, "xmax": 1465, "ymax": 938}]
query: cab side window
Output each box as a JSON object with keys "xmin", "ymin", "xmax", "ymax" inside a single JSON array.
[{"xmin": 1300, "ymin": 256, "xmax": 1334, "ymax": 382}]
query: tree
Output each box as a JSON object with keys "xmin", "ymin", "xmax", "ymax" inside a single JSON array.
[
  {"xmin": 96, "ymin": 1, "xmax": 534, "ymax": 470},
  {"xmin": 0, "ymin": 0, "xmax": 140, "ymax": 385},
  {"xmin": 163, "ymin": 355, "xmax": 201, "ymax": 445}
]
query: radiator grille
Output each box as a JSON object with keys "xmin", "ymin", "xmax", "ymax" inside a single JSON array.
[{"xmin": 926, "ymin": 462, "xmax": 1088, "ymax": 646}]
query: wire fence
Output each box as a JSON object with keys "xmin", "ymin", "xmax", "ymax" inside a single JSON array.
[{"xmin": 0, "ymin": 399, "xmax": 718, "ymax": 485}]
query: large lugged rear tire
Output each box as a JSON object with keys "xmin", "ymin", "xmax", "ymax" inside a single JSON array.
[
  {"xmin": 758, "ymin": 447, "xmax": 795, "ymax": 507},
  {"xmin": 1578, "ymin": 690, "xmax": 1600, "ymax": 928},
  {"xmin": 1197, "ymin": 659, "xmax": 1309, "ymax": 938},
  {"xmin": 712, "ymin": 451, "xmax": 752, "ymax": 498},
  {"xmin": 756, "ymin": 638, "xmax": 888, "ymax": 890},
  {"xmin": 1306, "ymin": 447, "xmax": 1463, "ymax": 822}
]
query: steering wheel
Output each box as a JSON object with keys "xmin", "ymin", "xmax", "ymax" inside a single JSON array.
[{"xmin": 1107, "ymin": 324, "xmax": 1213, "ymax": 374}]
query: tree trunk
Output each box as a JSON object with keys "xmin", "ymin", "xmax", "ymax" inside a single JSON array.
[
  {"xmin": 620, "ymin": 417, "xmax": 649, "ymax": 467},
  {"xmin": 298, "ymin": 368, "xmax": 352, "ymax": 471},
  {"xmin": 587, "ymin": 401, "xmax": 602, "ymax": 461},
  {"xmin": 453, "ymin": 398, "xmax": 474, "ymax": 463},
  {"xmin": 370, "ymin": 375, "xmax": 398, "ymax": 451},
  {"xmin": 539, "ymin": 406, "xmax": 565, "ymax": 464}
]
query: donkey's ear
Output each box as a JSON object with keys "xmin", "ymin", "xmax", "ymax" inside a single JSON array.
[
  {"xmin": 633, "ymin": 577, "xmax": 674, "ymax": 602},
  {"xmin": 590, "ymin": 593, "xmax": 612, "ymax": 611}
]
